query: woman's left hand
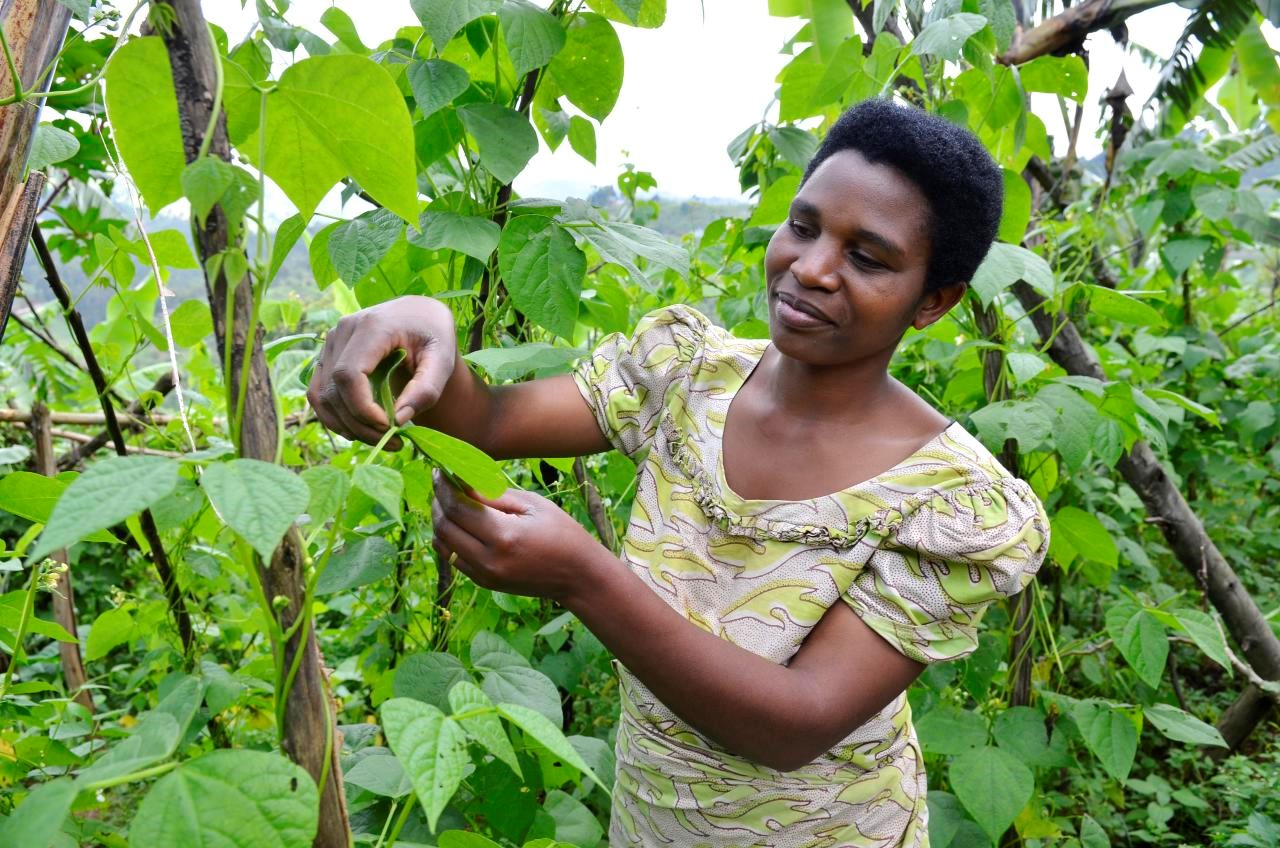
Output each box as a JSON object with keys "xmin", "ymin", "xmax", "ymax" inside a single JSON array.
[{"xmin": 430, "ymin": 468, "xmax": 608, "ymax": 602}]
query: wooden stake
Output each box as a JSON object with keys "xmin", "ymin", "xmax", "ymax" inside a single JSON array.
[{"xmin": 30, "ymin": 402, "xmax": 95, "ymax": 712}]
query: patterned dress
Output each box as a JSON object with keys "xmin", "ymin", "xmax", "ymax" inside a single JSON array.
[{"xmin": 571, "ymin": 305, "xmax": 1049, "ymax": 848}]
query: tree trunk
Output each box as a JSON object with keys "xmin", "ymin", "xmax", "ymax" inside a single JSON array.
[
  {"xmin": 1011, "ymin": 281, "xmax": 1279, "ymax": 744},
  {"xmin": 151, "ymin": 3, "xmax": 349, "ymax": 843},
  {"xmin": 1000, "ymin": 0, "xmax": 1171, "ymax": 65},
  {"xmin": 30, "ymin": 402, "xmax": 94, "ymax": 712},
  {"xmin": 0, "ymin": 0, "xmax": 72, "ymax": 344}
]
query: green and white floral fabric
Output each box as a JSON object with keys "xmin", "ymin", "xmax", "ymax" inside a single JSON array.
[{"xmin": 573, "ymin": 305, "xmax": 1049, "ymax": 847}]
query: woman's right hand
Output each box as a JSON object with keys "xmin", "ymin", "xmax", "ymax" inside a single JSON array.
[{"xmin": 307, "ymin": 295, "xmax": 458, "ymax": 445}]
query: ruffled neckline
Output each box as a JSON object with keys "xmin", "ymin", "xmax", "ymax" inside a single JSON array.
[{"xmin": 655, "ymin": 327, "xmax": 1015, "ymax": 551}]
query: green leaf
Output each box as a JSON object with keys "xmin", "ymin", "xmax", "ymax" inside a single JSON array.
[
  {"xmin": 180, "ymin": 157, "xmax": 237, "ymax": 224},
  {"xmin": 992, "ymin": 706, "xmax": 1057, "ymax": 768},
  {"xmin": 970, "ymin": 242, "xmax": 1055, "ymax": 306},
  {"xmin": 103, "ymin": 37, "xmax": 186, "ymax": 212},
  {"xmin": 580, "ymin": 220, "xmax": 689, "ymax": 283},
  {"xmin": 200, "ymin": 459, "xmax": 310, "ymax": 561},
  {"xmin": 1087, "ymin": 286, "xmax": 1165, "ymax": 326},
  {"xmin": 586, "ymin": 0, "xmax": 665, "ymax": 27},
  {"xmin": 998, "ymin": 168, "xmax": 1031, "ymax": 243},
  {"xmin": 480, "ymin": 663, "xmax": 563, "ymax": 727},
  {"xmin": 498, "ymin": 215, "xmax": 585, "ymax": 338},
  {"xmin": 129, "ymin": 750, "xmax": 318, "ymax": 848},
  {"xmin": 545, "ymin": 789, "xmax": 604, "ymax": 847},
  {"xmin": 1018, "ymin": 55, "xmax": 1088, "ymax": 102},
  {"xmin": 268, "ymin": 214, "xmax": 308, "ymax": 284},
  {"xmin": 1051, "ymin": 506, "xmax": 1118, "ymax": 569},
  {"xmin": 1160, "ymin": 235, "xmax": 1214, "ymax": 278},
  {"xmin": 300, "ymin": 465, "xmax": 349, "ymax": 524},
  {"xmin": 168, "ymin": 299, "xmax": 214, "ymax": 348},
  {"xmin": 412, "ymin": 0, "xmax": 503, "ymax": 51},
  {"xmin": 457, "ymin": 104, "xmax": 539, "ymax": 184},
  {"xmin": 31, "ymin": 456, "xmax": 180, "ymax": 561},
  {"xmin": 448, "ymin": 679, "xmax": 522, "ymax": 774},
  {"xmin": 500, "ymin": 0, "xmax": 567, "ymax": 77},
  {"xmin": 464, "ymin": 343, "xmax": 583, "ymax": 382},
  {"xmin": 320, "ymin": 6, "xmax": 368, "ymax": 52},
  {"xmin": 748, "ymin": 174, "xmax": 800, "ymax": 227},
  {"xmin": 0, "ymin": 591, "xmax": 77, "ymax": 643},
  {"xmin": 316, "ymin": 536, "xmax": 398, "ymax": 595},
  {"xmin": 27, "ymin": 124, "xmax": 80, "ymax": 172},
  {"xmin": 1145, "ymin": 388, "xmax": 1219, "ymax": 427},
  {"xmin": 0, "ymin": 777, "xmax": 78, "ymax": 847},
  {"xmin": 1105, "ymin": 602, "xmax": 1168, "ymax": 689},
  {"xmin": 351, "ymin": 464, "xmax": 404, "ymax": 524},
  {"xmin": 548, "ymin": 13, "xmax": 624, "ymax": 121},
  {"xmin": 380, "ymin": 697, "xmax": 469, "ymax": 830},
  {"xmin": 1080, "ymin": 814, "xmax": 1110, "ymax": 848},
  {"xmin": 328, "ymin": 209, "xmax": 404, "ymax": 284},
  {"xmin": 243, "ymin": 54, "xmax": 418, "ymax": 222},
  {"xmin": 409, "ymin": 210, "xmax": 501, "ymax": 261},
  {"xmin": 0, "ymin": 472, "xmax": 116, "ymax": 543},
  {"xmin": 568, "ymin": 115, "xmax": 596, "ymax": 164},
  {"xmin": 927, "ymin": 790, "xmax": 966, "ymax": 848},
  {"xmin": 1070, "ymin": 699, "xmax": 1139, "ymax": 781},
  {"xmin": 78, "ymin": 713, "xmax": 180, "ymax": 786},
  {"xmin": 916, "ymin": 706, "xmax": 988, "ymax": 756},
  {"xmin": 344, "ymin": 752, "xmax": 413, "ymax": 798},
  {"xmin": 911, "ymin": 12, "xmax": 987, "ymax": 61},
  {"xmin": 949, "ymin": 745, "xmax": 1033, "ymax": 844},
  {"xmin": 1144, "ymin": 702, "xmax": 1228, "ymax": 748},
  {"xmin": 395, "ymin": 652, "xmax": 471, "ymax": 712},
  {"xmin": 496, "ymin": 702, "xmax": 610, "ymax": 794},
  {"xmin": 438, "ymin": 833, "xmax": 503, "ymax": 848},
  {"xmin": 406, "ymin": 59, "xmax": 470, "ymax": 119},
  {"xmin": 768, "ymin": 126, "xmax": 819, "ymax": 171},
  {"xmin": 86, "ymin": 604, "xmax": 136, "ymax": 661},
  {"xmin": 1171, "ymin": 608, "xmax": 1232, "ymax": 673},
  {"xmin": 1006, "ymin": 352, "xmax": 1046, "ymax": 387}
]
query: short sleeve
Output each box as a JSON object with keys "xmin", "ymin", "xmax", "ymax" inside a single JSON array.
[
  {"xmin": 843, "ymin": 476, "xmax": 1049, "ymax": 665},
  {"xmin": 573, "ymin": 305, "xmax": 710, "ymax": 459}
]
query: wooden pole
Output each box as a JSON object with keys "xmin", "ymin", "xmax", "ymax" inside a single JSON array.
[
  {"xmin": 0, "ymin": 0, "xmax": 74, "ymax": 345},
  {"xmin": 149, "ymin": 3, "xmax": 350, "ymax": 842},
  {"xmin": 30, "ymin": 402, "xmax": 95, "ymax": 712}
]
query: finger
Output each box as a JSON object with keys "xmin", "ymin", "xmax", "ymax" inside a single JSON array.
[
  {"xmin": 434, "ymin": 470, "xmax": 504, "ymax": 540},
  {"xmin": 431, "ymin": 505, "xmax": 490, "ymax": 570},
  {"xmin": 328, "ymin": 329, "xmax": 402, "ymax": 433},
  {"xmin": 464, "ymin": 486, "xmax": 530, "ymax": 515},
  {"xmin": 325, "ymin": 383, "xmax": 390, "ymax": 445},
  {"xmin": 394, "ymin": 337, "xmax": 455, "ymax": 425}
]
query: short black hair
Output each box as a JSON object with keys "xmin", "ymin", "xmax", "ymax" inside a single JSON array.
[{"xmin": 802, "ymin": 98, "xmax": 1003, "ymax": 292}]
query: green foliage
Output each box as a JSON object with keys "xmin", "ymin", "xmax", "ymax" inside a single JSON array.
[{"xmin": 4, "ymin": 1, "xmax": 1279, "ymax": 846}]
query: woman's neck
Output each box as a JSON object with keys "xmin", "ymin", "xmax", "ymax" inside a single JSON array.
[{"xmin": 760, "ymin": 345, "xmax": 902, "ymax": 426}]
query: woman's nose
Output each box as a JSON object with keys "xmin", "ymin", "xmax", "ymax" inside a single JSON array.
[{"xmin": 790, "ymin": 239, "xmax": 841, "ymax": 291}]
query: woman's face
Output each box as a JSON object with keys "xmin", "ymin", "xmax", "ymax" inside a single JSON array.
[{"xmin": 763, "ymin": 149, "xmax": 959, "ymax": 368}]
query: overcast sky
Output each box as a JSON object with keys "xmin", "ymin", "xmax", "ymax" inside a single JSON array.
[{"xmin": 199, "ymin": 1, "xmax": 1259, "ymax": 204}]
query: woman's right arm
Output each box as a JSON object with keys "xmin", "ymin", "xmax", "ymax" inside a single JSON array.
[{"xmin": 306, "ymin": 296, "xmax": 609, "ymax": 460}]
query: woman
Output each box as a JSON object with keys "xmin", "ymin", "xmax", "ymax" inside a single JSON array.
[{"xmin": 308, "ymin": 99, "xmax": 1049, "ymax": 847}]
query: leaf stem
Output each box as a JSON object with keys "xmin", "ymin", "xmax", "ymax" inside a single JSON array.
[
  {"xmin": 81, "ymin": 759, "xmax": 180, "ymax": 791},
  {"xmin": 0, "ymin": 561, "xmax": 43, "ymax": 699},
  {"xmin": 195, "ymin": 23, "xmax": 225, "ymax": 162},
  {"xmin": 0, "ymin": 24, "xmax": 22, "ymax": 104}
]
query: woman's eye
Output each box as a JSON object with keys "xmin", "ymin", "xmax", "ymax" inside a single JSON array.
[
  {"xmin": 788, "ymin": 219, "xmax": 815, "ymax": 239},
  {"xmin": 850, "ymin": 252, "xmax": 883, "ymax": 270}
]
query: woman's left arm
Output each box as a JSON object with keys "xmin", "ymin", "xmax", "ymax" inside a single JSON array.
[{"xmin": 431, "ymin": 473, "xmax": 922, "ymax": 772}]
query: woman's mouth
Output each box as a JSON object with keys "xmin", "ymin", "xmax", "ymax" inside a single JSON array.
[{"xmin": 773, "ymin": 292, "xmax": 832, "ymax": 330}]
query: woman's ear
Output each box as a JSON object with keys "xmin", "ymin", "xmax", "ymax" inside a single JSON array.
[{"xmin": 912, "ymin": 282, "xmax": 967, "ymax": 330}]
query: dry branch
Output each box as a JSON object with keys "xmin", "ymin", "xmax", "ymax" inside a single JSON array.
[
  {"xmin": 1010, "ymin": 281, "xmax": 1279, "ymax": 747},
  {"xmin": 1000, "ymin": 0, "xmax": 1172, "ymax": 66}
]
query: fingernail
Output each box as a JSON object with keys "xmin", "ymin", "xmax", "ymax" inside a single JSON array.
[{"xmin": 395, "ymin": 405, "xmax": 414, "ymax": 425}]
